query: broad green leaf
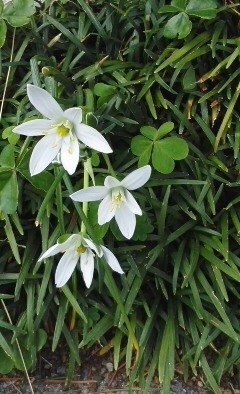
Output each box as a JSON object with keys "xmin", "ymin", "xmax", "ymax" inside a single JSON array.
[
  {"xmin": 138, "ymin": 145, "xmax": 152, "ymax": 166},
  {"xmin": 164, "ymin": 12, "xmax": 192, "ymax": 39},
  {"xmin": 186, "ymin": 0, "xmax": 217, "ymax": 19},
  {"xmin": 152, "ymin": 137, "xmax": 189, "ymax": 174},
  {"xmin": 0, "ymin": 171, "xmax": 18, "ymax": 213},
  {"xmin": 140, "ymin": 126, "xmax": 156, "ymax": 140},
  {"xmin": 159, "ymin": 0, "xmax": 186, "ymax": 13},
  {"xmin": 172, "ymin": 0, "xmax": 187, "ymax": 9},
  {"xmin": 131, "ymin": 135, "xmax": 152, "ymax": 156},
  {"xmin": 0, "ymin": 348, "xmax": 14, "ymax": 374},
  {"xmin": 159, "ymin": 6, "xmax": 182, "ymax": 13},
  {"xmin": 0, "ymin": 19, "xmax": 6, "ymax": 48},
  {"xmin": 0, "ymin": 145, "xmax": 15, "ymax": 168},
  {"xmin": 18, "ymin": 151, "xmax": 55, "ymax": 192},
  {"xmin": 0, "ymin": 0, "xmax": 4, "ymax": 14},
  {"xmin": 152, "ymin": 145, "xmax": 175, "ymax": 174},
  {"xmin": 3, "ymin": 0, "xmax": 35, "ymax": 27},
  {"xmin": 2, "ymin": 126, "xmax": 20, "ymax": 145},
  {"xmin": 156, "ymin": 122, "xmax": 174, "ymax": 140},
  {"xmin": 20, "ymin": 167, "xmax": 55, "ymax": 192}
]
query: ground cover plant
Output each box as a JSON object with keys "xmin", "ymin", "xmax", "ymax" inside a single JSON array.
[{"xmin": 1, "ymin": 0, "xmax": 240, "ymax": 392}]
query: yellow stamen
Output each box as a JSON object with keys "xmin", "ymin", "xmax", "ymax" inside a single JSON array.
[
  {"xmin": 115, "ymin": 193, "xmax": 122, "ymax": 202},
  {"xmin": 76, "ymin": 245, "xmax": 87, "ymax": 254},
  {"xmin": 56, "ymin": 124, "xmax": 69, "ymax": 136}
]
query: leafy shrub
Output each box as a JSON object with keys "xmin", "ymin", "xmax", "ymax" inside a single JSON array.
[{"xmin": 1, "ymin": 0, "xmax": 240, "ymax": 393}]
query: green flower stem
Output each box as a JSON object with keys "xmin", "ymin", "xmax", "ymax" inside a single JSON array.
[
  {"xmin": 103, "ymin": 153, "xmax": 116, "ymax": 177},
  {"xmin": 70, "ymin": 272, "xmax": 77, "ymax": 331},
  {"xmin": 71, "ymin": 158, "xmax": 91, "ymax": 330},
  {"xmin": 54, "ymin": 167, "xmax": 65, "ymax": 235},
  {"xmin": 65, "ymin": 159, "xmax": 139, "ymax": 355},
  {"xmin": 80, "ymin": 158, "xmax": 91, "ymax": 235},
  {"xmin": 35, "ymin": 168, "xmax": 65, "ymax": 226},
  {"xmin": 63, "ymin": 173, "xmax": 96, "ymax": 240}
]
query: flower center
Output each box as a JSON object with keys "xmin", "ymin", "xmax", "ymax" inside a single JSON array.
[
  {"xmin": 114, "ymin": 193, "xmax": 122, "ymax": 202},
  {"xmin": 76, "ymin": 245, "xmax": 87, "ymax": 254},
  {"xmin": 56, "ymin": 124, "xmax": 69, "ymax": 136}
]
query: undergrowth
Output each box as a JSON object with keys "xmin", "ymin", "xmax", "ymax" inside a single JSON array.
[{"xmin": 1, "ymin": 1, "xmax": 240, "ymax": 393}]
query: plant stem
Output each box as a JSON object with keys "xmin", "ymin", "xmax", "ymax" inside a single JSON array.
[
  {"xmin": 71, "ymin": 158, "xmax": 91, "ymax": 330},
  {"xmin": 103, "ymin": 153, "xmax": 116, "ymax": 177},
  {"xmin": 80, "ymin": 158, "xmax": 91, "ymax": 234}
]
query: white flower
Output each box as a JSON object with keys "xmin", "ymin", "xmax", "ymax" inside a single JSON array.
[
  {"xmin": 70, "ymin": 165, "xmax": 151, "ymax": 239},
  {"xmin": 13, "ymin": 85, "xmax": 112, "ymax": 176},
  {"xmin": 38, "ymin": 234, "xmax": 123, "ymax": 288}
]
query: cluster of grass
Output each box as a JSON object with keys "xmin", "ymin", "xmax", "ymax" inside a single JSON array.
[{"xmin": 1, "ymin": 0, "xmax": 240, "ymax": 392}]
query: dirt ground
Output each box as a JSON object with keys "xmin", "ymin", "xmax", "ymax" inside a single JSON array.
[{"xmin": 0, "ymin": 345, "xmax": 212, "ymax": 394}]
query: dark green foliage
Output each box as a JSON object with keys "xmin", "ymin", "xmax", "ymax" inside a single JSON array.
[{"xmin": 1, "ymin": 0, "xmax": 240, "ymax": 392}]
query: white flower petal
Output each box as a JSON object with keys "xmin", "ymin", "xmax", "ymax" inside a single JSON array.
[
  {"xmin": 121, "ymin": 165, "xmax": 151, "ymax": 190},
  {"xmin": 83, "ymin": 237, "xmax": 103, "ymax": 257},
  {"xmin": 98, "ymin": 194, "xmax": 116, "ymax": 225},
  {"xmin": 29, "ymin": 134, "xmax": 61, "ymax": 176},
  {"xmin": 27, "ymin": 84, "xmax": 64, "ymax": 120},
  {"xmin": 80, "ymin": 250, "xmax": 95, "ymax": 288},
  {"xmin": 70, "ymin": 186, "xmax": 108, "ymax": 202},
  {"xmin": 115, "ymin": 205, "xmax": 136, "ymax": 239},
  {"xmin": 38, "ymin": 234, "xmax": 81, "ymax": 261},
  {"xmin": 75, "ymin": 124, "xmax": 112, "ymax": 153},
  {"xmin": 104, "ymin": 176, "xmax": 121, "ymax": 189},
  {"xmin": 64, "ymin": 107, "xmax": 82, "ymax": 124},
  {"xmin": 13, "ymin": 119, "xmax": 53, "ymax": 136},
  {"xmin": 125, "ymin": 190, "xmax": 142, "ymax": 215},
  {"xmin": 55, "ymin": 249, "xmax": 79, "ymax": 288},
  {"xmin": 101, "ymin": 245, "xmax": 124, "ymax": 274},
  {"xmin": 60, "ymin": 136, "xmax": 79, "ymax": 175}
]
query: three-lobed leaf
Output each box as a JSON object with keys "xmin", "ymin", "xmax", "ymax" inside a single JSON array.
[
  {"xmin": 186, "ymin": 0, "xmax": 217, "ymax": 19},
  {"xmin": 0, "ymin": 19, "xmax": 6, "ymax": 48},
  {"xmin": 164, "ymin": 12, "xmax": 192, "ymax": 39},
  {"xmin": 131, "ymin": 123, "xmax": 189, "ymax": 174},
  {"xmin": 152, "ymin": 136, "xmax": 189, "ymax": 174},
  {"xmin": 2, "ymin": 0, "xmax": 35, "ymax": 27},
  {"xmin": 162, "ymin": 0, "xmax": 218, "ymax": 39}
]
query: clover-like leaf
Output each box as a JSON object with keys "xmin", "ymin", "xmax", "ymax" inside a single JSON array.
[
  {"xmin": 159, "ymin": 0, "xmax": 187, "ymax": 13},
  {"xmin": 163, "ymin": 12, "xmax": 192, "ymax": 39},
  {"xmin": 3, "ymin": 0, "xmax": 35, "ymax": 27},
  {"xmin": 155, "ymin": 121, "xmax": 174, "ymax": 139},
  {"xmin": 131, "ymin": 123, "xmax": 189, "ymax": 174},
  {"xmin": 2, "ymin": 126, "xmax": 20, "ymax": 145},
  {"xmin": 140, "ymin": 126, "xmax": 156, "ymax": 140},
  {"xmin": 131, "ymin": 135, "xmax": 152, "ymax": 166},
  {"xmin": 152, "ymin": 136, "xmax": 189, "ymax": 174},
  {"xmin": 0, "ymin": 19, "xmax": 6, "ymax": 48},
  {"xmin": 186, "ymin": 0, "xmax": 217, "ymax": 19}
]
